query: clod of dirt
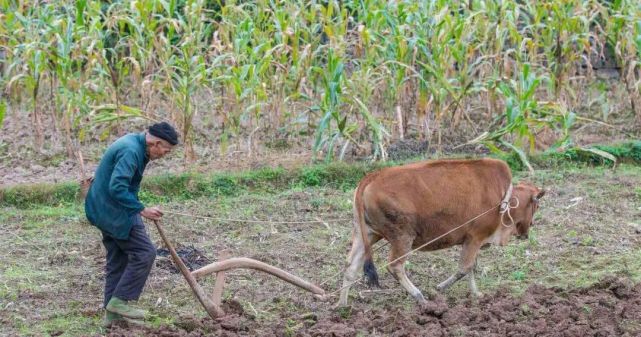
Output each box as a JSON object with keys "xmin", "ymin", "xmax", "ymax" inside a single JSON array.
[
  {"xmin": 156, "ymin": 245, "xmax": 210, "ymax": 273},
  {"xmin": 420, "ymin": 294, "xmax": 448, "ymax": 318},
  {"xmin": 173, "ymin": 316, "xmax": 210, "ymax": 332},
  {"xmin": 221, "ymin": 299, "xmax": 245, "ymax": 316},
  {"xmin": 594, "ymin": 276, "xmax": 635, "ymax": 299},
  {"xmin": 307, "ymin": 320, "xmax": 356, "ymax": 337},
  {"xmin": 47, "ymin": 251, "xmax": 71, "ymax": 266}
]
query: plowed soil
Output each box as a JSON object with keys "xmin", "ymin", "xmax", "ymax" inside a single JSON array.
[{"xmin": 104, "ymin": 277, "xmax": 641, "ymax": 337}]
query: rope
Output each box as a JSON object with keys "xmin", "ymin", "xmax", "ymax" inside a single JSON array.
[
  {"xmin": 324, "ymin": 200, "xmax": 504, "ymax": 297},
  {"xmin": 163, "ymin": 210, "xmax": 351, "ymax": 225},
  {"xmin": 500, "ymin": 196, "xmax": 520, "ymax": 228},
  {"xmin": 499, "ymin": 184, "xmax": 513, "ymax": 214}
]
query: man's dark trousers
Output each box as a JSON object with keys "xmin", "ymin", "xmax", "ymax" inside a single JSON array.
[{"xmin": 101, "ymin": 215, "xmax": 156, "ymax": 307}]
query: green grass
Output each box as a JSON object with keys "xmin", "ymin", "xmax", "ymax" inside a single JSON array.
[
  {"xmin": 1, "ymin": 141, "xmax": 640, "ymax": 209},
  {"xmin": 0, "ymin": 265, "xmax": 47, "ymax": 300},
  {"xmin": 0, "ymin": 182, "xmax": 80, "ymax": 208},
  {"xmin": 31, "ymin": 314, "xmax": 101, "ymax": 337}
]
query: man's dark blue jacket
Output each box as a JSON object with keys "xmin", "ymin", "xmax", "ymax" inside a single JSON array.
[{"xmin": 85, "ymin": 133, "xmax": 148, "ymax": 239}]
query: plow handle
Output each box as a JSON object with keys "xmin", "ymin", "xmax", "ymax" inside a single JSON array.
[{"xmin": 152, "ymin": 220, "xmax": 225, "ymax": 319}]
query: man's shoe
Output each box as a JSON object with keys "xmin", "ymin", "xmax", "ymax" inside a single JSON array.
[
  {"xmin": 103, "ymin": 311, "xmax": 124, "ymax": 328},
  {"xmin": 106, "ymin": 297, "xmax": 147, "ymax": 319},
  {"xmin": 103, "ymin": 311, "xmax": 148, "ymax": 328}
]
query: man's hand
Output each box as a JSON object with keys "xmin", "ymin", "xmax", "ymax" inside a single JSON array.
[{"xmin": 141, "ymin": 207, "xmax": 163, "ymax": 221}]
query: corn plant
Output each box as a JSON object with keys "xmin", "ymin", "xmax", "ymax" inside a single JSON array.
[
  {"xmin": 4, "ymin": 5, "xmax": 57, "ymax": 151},
  {"xmin": 603, "ymin": 0, "xmax": 641, "ymax": 122},
  {"xmin": 2, "ymin": 0, "xmax": 640, "ymax": 165},
  {"xmin": 312, "ymin": 48, "xmax": 350, "ymax": 161},
  {"xmin": 162, "ymin": 0, "xmax": 213, "ymax": 162},
  {"xmin": 472, "ymin": 63, "xmax": 576, "ymax": 172}
]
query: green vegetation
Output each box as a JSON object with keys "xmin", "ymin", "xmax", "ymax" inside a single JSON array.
[
  {"xmin": 2, "ymin": 140, "xmax": 639, "ymax": 208},
  {"xmin": 1, "ymin": 0, "xmax": 639, "ymax": 163}
]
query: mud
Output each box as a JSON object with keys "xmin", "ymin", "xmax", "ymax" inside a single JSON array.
[
  {"xmin": 103, "ymin": 277, "xmax": 641, "ymax": 336},
  {"xmin": 156, "ymin": 245, "xmax": 211, "ymax": 273}
]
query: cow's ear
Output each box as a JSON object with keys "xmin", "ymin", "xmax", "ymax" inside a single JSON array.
[{"xmin": 533, "ymin": 189, "xmax": 546, "ymax": 202}]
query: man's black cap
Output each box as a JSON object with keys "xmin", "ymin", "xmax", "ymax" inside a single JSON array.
[{"xmin": 148, "ymin": 122, "xmax": 179, "ymax": 145}]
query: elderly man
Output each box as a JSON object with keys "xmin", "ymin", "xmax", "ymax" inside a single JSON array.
[{"xmin": 84, "ymin": 122, "xmax": 178, "ymax": 326}]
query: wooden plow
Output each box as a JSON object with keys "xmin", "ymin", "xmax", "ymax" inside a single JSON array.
[{"xmin": 153, "ymin": 220, "xmax": 327, "ymax": 319}]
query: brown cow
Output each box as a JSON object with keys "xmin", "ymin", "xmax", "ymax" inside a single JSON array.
[{"xmin": 338, "ymin": 158, "xmax": 545, "ymax": 307}]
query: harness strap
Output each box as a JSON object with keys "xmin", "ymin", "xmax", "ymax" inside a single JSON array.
[{"xmin": 500, "ymin": 184, "xmax": 513, "ymax": 214}]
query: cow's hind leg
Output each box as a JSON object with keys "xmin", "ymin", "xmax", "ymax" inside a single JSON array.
[
  {"xmin": 337, "ymin": 230, "xmax": 380, "ymax": 307},
  {"xmin": 437, "ymin": 239, "xmax": 483, "ymax": 296},
  {"xmin": 386, "ymin": 235, "xmax": 427, "ymax": 306}
]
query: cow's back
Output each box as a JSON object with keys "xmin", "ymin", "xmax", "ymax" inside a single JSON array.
[{"xmin": 360, "ymin": 158, "xmax": 512, "ymax": 249}]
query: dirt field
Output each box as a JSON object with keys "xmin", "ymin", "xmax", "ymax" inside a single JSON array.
[
  {"xmin": 104, "ymin": 277, "xmax": 641, "ymax": 336},
  {"xmin": 1, "ymin": 164, "xmax": 640, "ymax": 336}
]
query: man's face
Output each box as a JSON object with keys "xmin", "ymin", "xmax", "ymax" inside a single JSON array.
[{"xmin": 148, "ymin": 139, "xmax": 174, "ymax": 160}]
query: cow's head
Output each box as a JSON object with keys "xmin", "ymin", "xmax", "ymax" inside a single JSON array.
[{"xmin": 510, "ymin": 182, "xmax": 545, "ymax": 240}]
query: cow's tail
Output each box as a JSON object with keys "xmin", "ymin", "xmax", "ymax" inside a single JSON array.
[{"xmin": 354, "ymin": 178, "xmax": 380, "ymax": 288}]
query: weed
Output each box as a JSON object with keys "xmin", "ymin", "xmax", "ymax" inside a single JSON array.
[
  {"xmin": 337, "ymin": 306, "xmax": 352, "ymax": 320},
  {"xmin": 284, "ymin": 319, "xmax": 303, "ymax": 337},
  {"xmin": 511, "ymin": 270, "xmax": 527, "ymax": 281},
  {"xmin": 581, "ymin": 236, "xmax": 595, "ymax": 246}
]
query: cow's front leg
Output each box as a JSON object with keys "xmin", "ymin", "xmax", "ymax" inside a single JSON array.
[
  {"xmin": 437, "ymin": 239, "xmax": 482, "ymax": 294},
  {"xmin": 469, "ymin": 257, "xmax": 483, "ymax": 296},
  {"xmin": 468, "ymin": 269, "xmax": 483, "ymax": 297},
  {"xmin": 387, "ymin": 236, "xmax": 427, "ymax": 306}
]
